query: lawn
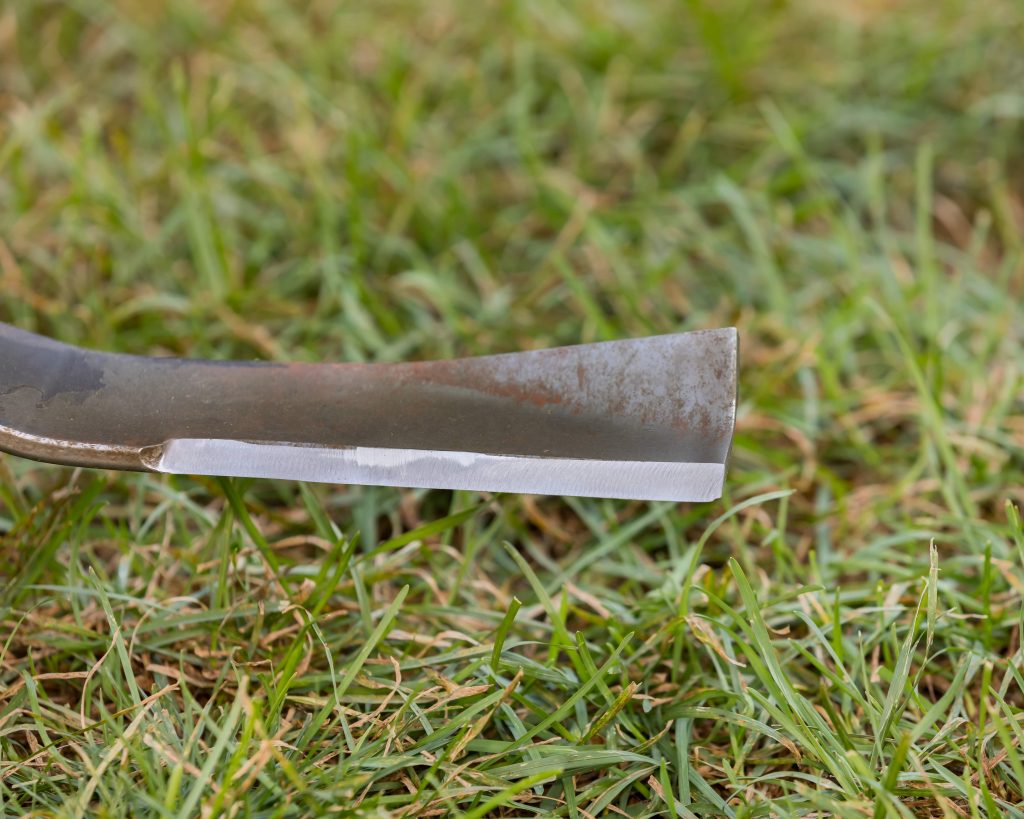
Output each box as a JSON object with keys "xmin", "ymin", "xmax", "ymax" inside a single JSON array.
[{"xmin": 1, "ymin": 0, "xmax": 1023, "ymax": 815}]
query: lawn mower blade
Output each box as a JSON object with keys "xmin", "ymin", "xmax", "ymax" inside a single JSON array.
[{"xmin": 0, "ymin": 323, "xmax": 737, "ymax": 502}]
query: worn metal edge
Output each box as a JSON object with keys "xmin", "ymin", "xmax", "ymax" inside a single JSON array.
[
  {"xmin": 723, "ymin": 327, "xmax": 739, "ymax": 470},
  {"xmin": 156, "ymin": 438, "xmax": 726, "ymax": 502},
  {"xmin": 0, "ymin": 423, "xmax": 154, "ymax": 471}
]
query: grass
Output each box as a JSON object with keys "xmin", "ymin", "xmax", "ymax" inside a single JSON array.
[{"xmin": 1, "ymin": 0, "xmax": 1023, "ymax": 815}]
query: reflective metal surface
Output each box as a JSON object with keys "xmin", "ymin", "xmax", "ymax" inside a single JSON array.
[{"xmin": 0, "ymin": 323, "xmax": 738, "ymax": 501}]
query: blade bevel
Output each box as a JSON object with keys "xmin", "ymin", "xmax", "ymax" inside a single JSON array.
[{"xmin": 154, "ymin": 438, "xmax": 727, "ymax": 502}]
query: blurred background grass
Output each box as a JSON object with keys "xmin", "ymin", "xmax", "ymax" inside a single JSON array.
[{"xmin": 1, "ymin": 0, "xmax": 1023, "ymax": 815}]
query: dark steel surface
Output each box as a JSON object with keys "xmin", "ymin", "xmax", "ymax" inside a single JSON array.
[{"xmin": 0, "ymin": 322, "xmax": 737, "ymax": 475}]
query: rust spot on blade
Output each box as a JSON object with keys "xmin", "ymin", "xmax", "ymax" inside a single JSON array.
[{"xmin": 400, "ymin": 330, "xmax": 737, "ymax": 440}]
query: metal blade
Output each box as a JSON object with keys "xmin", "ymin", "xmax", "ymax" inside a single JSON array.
[{"xmin": 0, "ymin": 323, "xmax": 737, "ymax": 501}]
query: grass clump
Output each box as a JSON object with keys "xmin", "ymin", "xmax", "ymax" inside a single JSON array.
[{"xmin": 1, "ymin": 0, "xmax": 1024, "ymax": 815}]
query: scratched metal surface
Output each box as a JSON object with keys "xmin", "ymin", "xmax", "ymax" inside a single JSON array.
[{"xmin": 0, "ymin": 322, "xmax": 737, "ymax": 499}]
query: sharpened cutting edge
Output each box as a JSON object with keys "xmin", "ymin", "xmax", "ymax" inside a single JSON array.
[{"xmin": 153, "ymin": 440, "xmax": 727, "ymax": 502}]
